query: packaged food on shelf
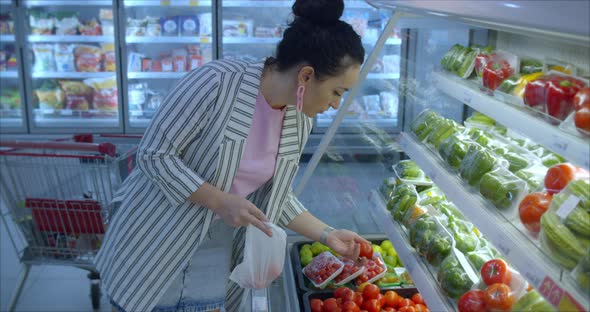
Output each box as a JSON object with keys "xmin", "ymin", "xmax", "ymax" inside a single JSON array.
[
  {"xmin": 572, "ymin": 87, "xmax": 590, "ymax": 134},
  {"xmin": 59, "ymin": 80, "xmax": 93, "ymax": 110},
  {"xmin": 0, "ymin": 45, "xmax": 17, "ymax": 72},
  {"xmin": 465, "ymin": 111, "xmax": 496, "ymax": 128},
  {"xmin": 99, "ymin": 9, "xmax": 114, "ymax": 37},
  {"xmin": 32, "ymin": 44, "xmax": 56, "ymax": 72},
  {"xmin": 54, "ymin": 44, "xmax": 76, "ymax": 72},
  {"xmin": 0, "ymin": 13, "xmax": 14, "ymax": 35},
  {"xmin": 254, "ymin": 25, "xmax": 282, "ymax": 38},
  {"xmin": 519, "ymin": 57, "xmax": 544, "ymax": 75},
  {"xmin": 379, "ymin": 91, "xmax": 398, "ymax": 116},
  {"xmin": 386, "ymin": 182, "xmax": 418, "ymax": 223},
  {"xmin": 408, "ymin": 214, "xmax": 437, "ymax": 256},
  {"xmin": 302, "ymin": 251, "xmax": 344, "ymax": 289},
  {"xmin": 479, "ymin": 167, "xmax": 528, "ymax": 211},
  {"xmin": 524, "ymin": 71, "xmax": 588, "ymax": 121},
  {"xmin": 544, "ymin": 163, "xmax": 589, "ymax": 195},
  {"xmin": 540, "ymin": 210, "xmax": 587, "ymax": 270},
  {"xmin": 437, "ymin": 251, "xmax": 478, "ymax": 299},
  {"xmin": 128, "ymin": 83, "xmax": 146, "ymax": 114},
  {"xmin": 392, "ymin": 160, "xmax": 432, "ymax": 186},
  {"xmin": 491, "ymin": 146, "xmax": 531, "ymax": 173},
  {"xmin": 515, "ymin": 163, "xmax": 548, "ymax": 192},
  {"xmin": 442, "ymin": 44, "xmax": 464, "ymax": 71},
  {"xmin": 179, "ymin": 16, "xmax": 199, "ymax": 36},
  {"xmin": 161, "ymin": 16, "xmax": 179, "ymax": 36},
  {"xmin": 78, "ymin": 18, "xmax": 102, "ymax": 36},
  {"xmin": 199, "ymin": 13, "xmax": 212, "ymax": 36},
  {"xmin": 333, "ymin": 257, "xmax": 364, "ymax": 286},
  {"xmin": 126, "ymin": 18, "xmax": 146, "ymax": 36},
  {"xmin": 481, "ymin": 50, "xmax": 518, "ymax": 92},
  {"xmin": 30, "ymin": 10, "xmax": 54, "ymax": 35},
  {"xmin": 410, "ymin": 109, "xmax": 444, "ymax": 141},
  {"xmin": 0, "ymin": 88, "xmax": 20, "ymax": 110},
  {"xmin": 354, "ymin": 253, "xmax": 387, "ymax": 286},
  {"xmin": 102, "ymin": 43, "xmax": 115, "ymax": 72},
  {"xmin": 54, "ymin": 11, "xmax": 80, "ymax": 35},
  {"xmin": 572, "ymin": 251, "xmax": 590, "ymax": 293},
  {"xmin": 510, "ymin": 289, "xmax": 556, "ymax": 312},
  {"xmin": 438, "ymin": 133, "xmax": 476, "ymax": 169},
  {"xmin": 74, "ymin": 45, "xmax": 102, "ymax": 72},
  {"xmin": 424, "ymin": 216, "xmax": 452, "ymax": 267},
  {"xmin": 35, "ymin": 80, "xmax": 63, "ymax": 109},
  {"xmin": 426, "ymin": 119, "xmax": 463, "ymax": 149},
  {"xmin": 84, "ymin": 77, "xmax": 117, "ymax": 111},
  {"xmin": 466, "ymin": 246, "xmax": 495, "ymax": 272},
  {"xmin": 222, "ymin": 19, "xmax": 254, "ymax": 37},
  {"xmin": 401, "ymin": 205, "xmax": 428, "ymax": 229},
  {"xmin": 459, "ymin": 143, "xmax": 505, "ymax": 186},
  {"xmin": 518, "ymin": 191, "xmax": 552, "ymax": 234},
  {"xmin": 447, "ymin": 219, "xmax": 480, "ymax": 254},
  {"xmin": 128, "ymin": 52, "xmax": 144, "ymax": 72},
  {"xmin": 418, "ymin": 186, "xmax": 446, "ymax": 206},
  {"xmin": 544, "ymin": 57, "xmax": 579, "ymax": 76}
]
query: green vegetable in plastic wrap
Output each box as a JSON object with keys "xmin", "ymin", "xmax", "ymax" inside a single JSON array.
[
  {"xmin": 466, "ymin": 248, "xmax": 495, "ymax": 272},
  {"xmin": 457, "ymin": 50, "xmax": 478, "ymax": 78},
  {"xmin": 427, "ymin": 119, "xmax": 463, "ymax": 149},
  {"xmin": 540, "ymin": 212, "xmax": 585, "ymax": 270},
  {"xmin": 387, "ymin": 183, "xmax": 418, "ymax": 222},
  {"xmin": 460, "ymin": 144, "xmax": 500, "ymax": 186},
  {"xmin": 441, "ymin": 44, "xmax": 464, "ymax": 70},
  {"xmin": 0, "ymin": 88, "xmax": 20, "ymax": 110},
  {"xmin": 426, "ymin": 234, "xmax": 452, "ymax": 267},
  {"xmin": 467, "ymin": 128, "xmax": 495, "ymax": 148},
  {"xmin": 437, "ymin": 254, "xmax": 476, "ymax": 299},
  {"xmin": 567, "ymin": 179, "xmax": 590, "ymax": 211},
  {"xmin": 515, "ymin": 167, "xmax": 546, "ymax": 192},
  {"xmin": 551, "ymin": 188, "xmax": 590, "ymax": 237},
  {"xmin": 449, "ymin": 220, "xmax": 479, "ymax": 253},
  {"xmin": 438, "ymin": 135, "xmax": 474, "ymax": 169},
  {"xmin": 573, "ymin": 251, "xmax": 590, "ymax": 293},
  {"xmin": 450, "ymin": 47, "xmax": 473, "ymax": 72},
  {"xmin": 480, "ymin": 169, "xmax": 526, "ymax": 209},
  {"xmin": 465, "ymin": 112, "xmax": 495, "ymax": 126},
  {"xmin": 409, "ymin": 214, "xmax": 437, "ymax": 255},
  {"xmin": 497, "ymin": 75, "xmax": 520, "ymax": 94},
  {"xmin": 493, "ymin": 147, "xmax": 529, "ymax": 172},
  {"xmin": 433, "ymin": 201, "xmax": 465, "ymax": 220},
  {"xmin": 512, "ymin": 289, "xmax": 555, "ymax": 312},
  {"xmin": 541, "ymin": 153, "xmax": 565, "ymax": 167},
  {"xmin": 520, "ymin": 58, "xmax": 544, "ymax": 74},
  {"xmin": 418, "ymin": 186, "xmax": 446, "ymax": 206},
  {"xmin": 410, "ymin": 110, "xmax": 444, "ymax": 141}
]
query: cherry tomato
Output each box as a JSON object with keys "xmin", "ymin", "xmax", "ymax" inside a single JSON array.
[
  {"xmin": 397, "ymin": 298, "xmax": 414, "ymax": 309},
  {"xmin": 575, "ymin": 106, "xmax": 590, "ymax": 132},
  {"xmin": 411, "ymin": 293, "xmax": 425, "ymax": 306},
  {"xmin": 341, "ymin": 301, "xmax": 360, "ymax": 312},
  {"xmin": 484, "ymin": 283, "xmax": 515, "ymax": 312},
  {"xmin": 481, "ymin": 259, "xmax": 512, "ymax": 286},
  {"xmin": 458, "ymin": 289, "xmax": 486, "ymax": 312},
  {"xmin": 362, "ymin": 284, "xmax": 380, "ymax": 300},
  {"xmin": 399, "ymin": 306, "xmax": 417, "ymax": 312},
  {"xmin": 384, "ymin": 290, "xmax": 401, "ymax": 308},
  {"xmin": 310, "ymin": 298, "xmax": 323, "ymax": 312},
  {"xmin": 414, "ymin": 303, "xmax": 429, "ymax": 312},
  {"xmin": 359, "ymin": 241, "xmax": 373, "ymax": 259},
  {"xmin": 323, "ymin": 298, "xmax": 340, "ymax": 312},
  {"xmin": 518, "ymin": 192, "xmax": 552, "ymax": 233},
  {"xmin": 361, "ymin": 299, "xmax": 382, "ymax": 312},
  {"xmin": 352, "ymin": 292, "xmax": 364, "ymax": 307},
  {"xmin": 545, "ymin": 163, "xmax": 577, "ymax": 194}
]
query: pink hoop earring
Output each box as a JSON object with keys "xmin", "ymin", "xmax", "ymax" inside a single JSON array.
[{"xmin": 296, "ymin": 85, "xmax": 305, "ymax": 112}]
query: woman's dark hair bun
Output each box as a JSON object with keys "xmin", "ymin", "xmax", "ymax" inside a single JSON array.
[{"xmin": 292, "ymin": 0, "xmax": 344, "ymax": 26}]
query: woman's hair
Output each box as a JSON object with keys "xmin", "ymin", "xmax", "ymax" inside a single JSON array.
[{"xmin": 266, "ymin": 0, "xmax": 365, "ymax": 80}]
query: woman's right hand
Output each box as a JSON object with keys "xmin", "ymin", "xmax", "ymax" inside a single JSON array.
[{"xmin": 211, "ymin": 191, "xmax": 273, "ymax": 237}]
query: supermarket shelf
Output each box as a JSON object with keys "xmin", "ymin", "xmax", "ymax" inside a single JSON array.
[
  {"xmin": 222, "ymin": 0, "xmax": 370, "ymax": 8},
  {"xmin": 124, "ymin": 0, "xmax": 212, "ymax": 7},
  {"xmin": 25, "ymin": 0, "xmax": 112, "ymax": 6},
  {"xmin": 368, "ymin": 190, "xmax": 455, "ymax": 311},
  {"xmin": 0, "ymin": 35, "xmax": 15, "ymax": 42},
  {"xmin": 398, "ymin": 132, "xmax": 590, "ymax": 310},
  {"xmin": 0, "ymin": 118, "xmax": 23, "ymax": 128},
  {"xmin": 28, "ymin": 35, "xmax": 113, "ymax": 43},
  {"xmin": 433, "ymin": 71, "xmax": 590, "ymax": 169},
  {"xmin": 128, "ymin": 72, "xmax": 187, "ymax": 79},
  {"xmin": 0, "ymin": 71, "xmax": 18, "ymax": 79},
  {"xmin": 367, "ymin": 73, "xmax": 400, "ymax": 79},
  {"xmin": 126, "ymin": 36, "xmax": 212, "ymax": 43},
  {"xmin": 32, "ymin": 72, "xmax": 115, "ymax": 79},
  {"xmin": 223, "ymin": 37, "xmax": 280, "ymax": 44}
]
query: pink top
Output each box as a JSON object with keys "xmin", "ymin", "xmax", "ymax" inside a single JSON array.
[{"xmin": 229, "ymin": 91, "xmax": 286, "ymax": 197}]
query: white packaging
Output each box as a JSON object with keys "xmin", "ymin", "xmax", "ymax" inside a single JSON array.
[{"xmin": 199, "ymin": 13, "xmax": 212, "ymax": 36}]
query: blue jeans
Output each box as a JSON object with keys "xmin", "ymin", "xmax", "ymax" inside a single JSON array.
[{"xmin": 110, "ymin": 221, "xmax": 234, "ymax": 312}]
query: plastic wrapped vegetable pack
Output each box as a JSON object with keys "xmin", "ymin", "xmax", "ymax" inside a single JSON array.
[
  {"xmin": 410, "ymin": 109, "xmax": 444, "ymax": 141},
  {"xmin": 438, "ymin": 133, "xmax": 476, "ymax": 169},
  {"xmin": 418, "ymin": 186, "xmax": 446, "ymax": 206},
  {"xmin": 437, "ymin": 252, "xmax": 477, "ymax": 299},
  {"xmin": 426, "ymin": 119, "xmax": 463, "ymax": 149},
  {"xmin": 387, "ymin": 183, "xmax": 418, "ymax": 223},
  {"xmin": 480, "ymin": 167, "xmax": 528, "ymax": 210},
  {"xmin": 492, "ymin": 146, "xmax": 531, "ymax": 173},
  {"xmin": 393, "ymin": 160, "xmax": 432, "ymax": 186},
  {"xmin": 448, "ymin": 219, "xmax": 479, "ymax": 254},
  {"xmin": 409, "ymin": 214, "xmax": 437, "ymax": 256},
  {"xmin": 459, "ymin": 144, "xmax": 503, "ymax": 186}
]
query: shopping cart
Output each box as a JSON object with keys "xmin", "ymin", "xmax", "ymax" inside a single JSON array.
[{"xmin": 0, "ymin": 135, "xmax": 140, "ymax": 311}]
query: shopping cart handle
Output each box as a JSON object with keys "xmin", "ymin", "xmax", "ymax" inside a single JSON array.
[{"xmin": 0, "ymin": 140, "xmax": 117, "ymax": 157}]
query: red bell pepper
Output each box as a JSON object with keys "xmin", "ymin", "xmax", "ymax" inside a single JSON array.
[
  {"xmin": 524, "ymin": 76, "xmax": 550, "ymax": 108},
  {"xmin": 482, "ymin": 60, "xmax": 513, "ymax": 91},
  {"xmin": 475, "ymin": 52, "xmax": 495, "ymax": 78},
  {"xmin": 545, "ymin": 75, "xmax": 586, "ymax": 120}
]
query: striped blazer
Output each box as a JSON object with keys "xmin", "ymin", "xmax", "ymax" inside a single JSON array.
[{"xmin": 94, "ymin": 59, "xmax": 313, "ymax": 312}]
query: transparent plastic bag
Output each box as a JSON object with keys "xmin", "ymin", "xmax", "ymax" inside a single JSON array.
[
  {"xmin": 459, "ymin": 143, "xmax": 506, "ymax": 186},
  {"xmin": 480, "ymin": 167, "xmax": 528, "ymax": 212},
  {"xmin": 410, "ymin": 109, "xmax": 444, "ymax": 141},
  {"xmin": 229, "ymin": 222, "xmax": 287, "ymax": 289}
]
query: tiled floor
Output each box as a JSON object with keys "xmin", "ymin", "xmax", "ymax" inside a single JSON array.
[{"xmin": 0, "ymin": 160, "xmax": 394, "ymax": 311}]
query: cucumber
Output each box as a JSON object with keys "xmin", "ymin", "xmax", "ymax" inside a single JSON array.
[{"xmin": 540, "ymin": 212, "xmax": 585, "ymax": 269}]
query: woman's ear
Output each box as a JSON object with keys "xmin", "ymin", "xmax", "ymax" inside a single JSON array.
[{"xmin": 297, "ymin": 66, "xmax": 315, "ymax": 85}]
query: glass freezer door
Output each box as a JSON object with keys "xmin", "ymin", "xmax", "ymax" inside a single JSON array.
[
  {"xmin": 23, "ymin": 0, "xmax": 123, "ymax": 133},
  {"xmin": 0, "ymin": 0, "xmax": 26, "ymax": 133},
  {"xmin": 122, "ymin": 0, "xmax": 214, "ymax": 131}
]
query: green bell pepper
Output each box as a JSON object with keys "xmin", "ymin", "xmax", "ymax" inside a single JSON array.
[
  {"xmin": 460, "ymin": 144, "xmax": 500, "ymax": 186},
  {"xmin": 426, "ymin": 234, "xmax": 452, "ymax": 267},
  {"xmin": 437, "ymin": 255, "xmax": 475, "ymax": 299},
  {"xmin": 480, "ymin": 170, "xmax": 525, "ymax": 209}
]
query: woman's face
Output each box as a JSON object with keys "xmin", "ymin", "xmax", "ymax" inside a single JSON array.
[{"xmin": 299, "ymin": 64, "xmax": 361, "ymax": 118}]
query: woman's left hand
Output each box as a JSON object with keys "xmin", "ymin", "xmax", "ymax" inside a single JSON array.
[{"xmin": 326, "ymin": 229, "xmax": 370, "ymax": 261}]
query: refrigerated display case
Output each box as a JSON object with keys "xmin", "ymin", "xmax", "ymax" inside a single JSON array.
[
  {"xmin": 121, "ymin": 0, "xmax": 215, "ymax": 131},
  {"xmin": 0, "ymin": 0, "xmax": 26, "ymax": 133},
  {"xmin": 286, "ymin": 1, "xmax": 590, "ymax": 311},
  {"xmin": 21, "ymin": 0, "xmax": 123, "ymax": 133}
]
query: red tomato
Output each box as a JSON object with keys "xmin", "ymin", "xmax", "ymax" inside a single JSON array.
[
  {"xmin": 359, "ymin": 241, "xmax": 373, "ymax": 259},
  {"xmin": 341, "ymin": 301, "xmax": 360, "ymax": 312},
  {"xmin": 397, "ymin": 298, "xmax": 414, "ymax": 309},
  {"xmin": 310, "ymin": 298, "xmax": 324, "ymax": 312},
  {"xmin": 574, "ymin": 87, "xmax": 590, "ymax": 111},
  {"xmin": 361, "ymin": 299, "xmax": 382, "ymax": 312},
  {"xmin": 382, "ymin": 308, "xmax": 396, "ymax": 312},
  {"xmin": 484, "ymin": 283, "xmax": 515, "ymax": 312},
  {"xmin": 414, "ymin": 303, "xmax": 429, "ymax": 312},
  {"xmin": 545, "ymin": 163, "xmax": 577, "ymax": 194},
  {"xmin": 518, "ymin": 192, "xmax": 552, "ymax": 233},
  {"xmin": 384, "ymin": 291, "xmax": 401, "ymax": 308},
  {"xmin": 411, "ymin": 293, "xmax": 425, "ymax": 306},
  {"xmin": 334, "ymin": 287, "xmax": 348, "ymax": 300},
  {"xmin": 352, "ymin": 292, "xmax": 364, "ymax": 307},
  {"xmin": 481, "ymin": 259, "xmax": 512, "ymax": 286},
  {"xmin": 376, "ymin": 294, "xmax": 385, "ymax": 307},
  {"xmin": 335, "ymin": 287, "xmax": 355, "ymax": 302},
  {"xmin": 362, "ymin": 284, "xmax": 380, "ymax": 300},
  {"xmin": 575, "ymin": 106, "xmax": 590, "ymax": 132},
  {"xmin": 399, "ymin": 307, "xmax": 417, "ymax": 312},
  {"xmin": 323, "ymin": 298, "xmax": 340, "ymax": 312},
  {"xmin": 458, "ymin": 289, "xmax": 487, "ymax": 312}
]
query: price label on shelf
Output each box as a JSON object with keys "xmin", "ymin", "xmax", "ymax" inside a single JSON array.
[
  {"xmin": 160, "ymin": 0, "xmax": 170, "ymax": 5},
  {"xmin": 189, "ymin": 0, "xmax": 199, "ymax": 5},
  {"xmin": 200, "ymin": 36, "xmax": 210, "ymax": 43},
  {"xmin": 539, "ymin": 276, "xmax": 585, "ymax": 311}
]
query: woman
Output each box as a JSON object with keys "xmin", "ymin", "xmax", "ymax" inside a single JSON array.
[{"xmin": 97, "ymin": 0, "xmax": 369, "ymax": 311}]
